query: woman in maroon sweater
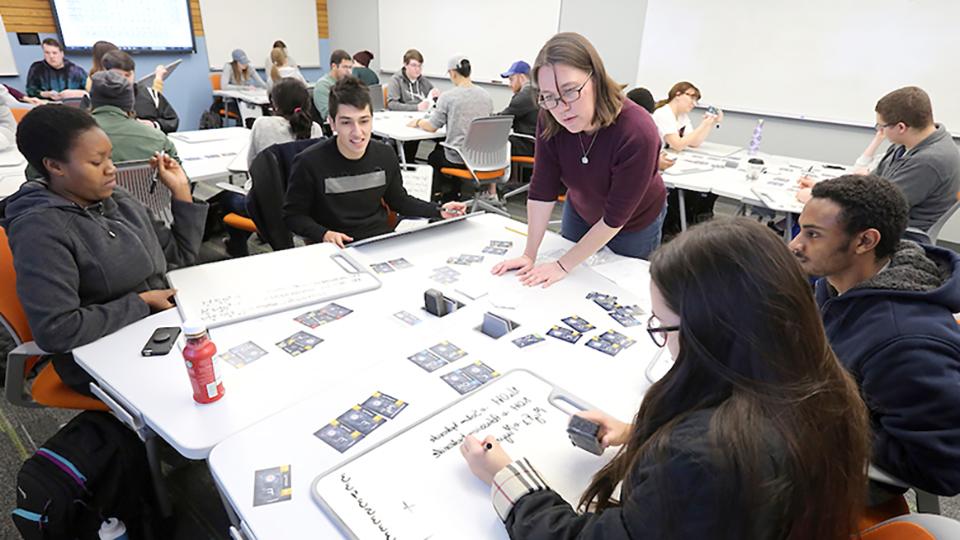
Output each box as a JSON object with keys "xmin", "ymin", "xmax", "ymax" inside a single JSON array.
[{"xmin": 493, "ymin": 33, "xmax": 667, "ymax": 288}]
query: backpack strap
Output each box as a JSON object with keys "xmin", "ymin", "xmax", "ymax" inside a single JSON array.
[{"xmin": 35, "ymin": 448, "xmax": 88, "ymax": 491}]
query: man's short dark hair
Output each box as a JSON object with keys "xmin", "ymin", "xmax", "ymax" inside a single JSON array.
[
  {"xmin": 101, "ymin": 50, "xmax": 136, "ymax": 72},
  {"xmin": 875, "ymin": 86, "xmax": 933, "ymax": 129},
  {"xmin": 810, "ymin": 174, "xmax": 909, "ymax": 259},
  {"xmin": 41, "ymin": 38, "xmax": 62, "ymax": 51},
  {"xmin": 626, "ymin": 87, "xmax": 656, "ymax": 113},
  {"xmin": 330, "ymin": 49, "xmax": 351, "ymax": 67},
  {"xmin": 328, "ymin": 76, "xmax": 371, "ymax": 119}
]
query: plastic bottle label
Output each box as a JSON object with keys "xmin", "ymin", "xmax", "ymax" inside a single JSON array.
[{"xmin": 206, "ymin": 381, "xmax": 220, "ymax": 399}]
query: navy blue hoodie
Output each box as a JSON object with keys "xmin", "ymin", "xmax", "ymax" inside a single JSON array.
[{"xmin": 816, "ymin": 241, "xmax": 960, "ymax": 496}]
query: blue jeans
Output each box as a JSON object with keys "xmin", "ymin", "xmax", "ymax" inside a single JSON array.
[{"xmin": 560, "ymin": 201, "xmax": 667, "ymax": 260}]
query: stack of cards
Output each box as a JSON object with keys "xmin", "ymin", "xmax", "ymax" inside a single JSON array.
[
  {"xmin": 370, "ymin": 258, "xmax": 413, "ymax": 274},
  {"xmin": 512, "ymin": 333, "xmax": 545, "ymax": 348},
  {"xmin": 253, "ymin": 465, "xmax": 292, "ymax": 507},
  {"xmin": 482, "ymin": 240, "xmax": 512, "ymax": 255},
  {"xmin": 586, "ymin": 291, "xmax": 619, "ymax": 311},
  {"xmin": 217, "ymin": 340, "xmax": 268, "ymax": 368},
  {"xmin": 585, "ymin": 329, "xmax": 637, "ymax": 357},
  {"xmin": 447, "ymin": 253, "xmax": 484, "ymax": 266},
  {"xmin": 546, "ymin": 325, "xmax": 583, "ymax": 344},
  {"xmin": 407, "ymin": 341, "xmax": 467, "ymax": 372},
  {"xmin": 293, "ymin": 303, "xmax": 353, "ymax": 329},
  {"xmin": 393, "ymin": 310, "xmax": 421, "ymax": 326},
  {"xmin": 608, "ymin": 304, "xmax": 645, "ymax": 327},
  {"xmin": 429, "ymin": 266, "xmax": 460, "ymax": 284},
  {"xmin": 315, "ymin": 391, "xmax": 409, "ymax": 453},
  {"xmin": 561, "ymin": 315, "xmax": 596, "ymax": 333},
  {"xmin": 275, "ymin": 330, "xmax": 323, "ymax": 356},
  {"xmin": 440, "ymin": 361, "xmax": 500, "ymax": 394}
]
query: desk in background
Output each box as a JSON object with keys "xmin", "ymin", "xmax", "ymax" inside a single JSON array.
[
  {"xmin": 213, "ymin": 88, "xmax": 270, "ymax": 127},
  {"xmin": 372, "ymin": 111, "xmax": 446, "ymax": 163},
  {"xmin": 169, "ymin": 127, "xmax": 250, "ymax": 200}
]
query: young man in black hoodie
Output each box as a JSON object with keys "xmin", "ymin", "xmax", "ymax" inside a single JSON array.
[
  {"xmin": 284, "ymin": 76, "xmax": 465, "ymax": 247},
  {"xmin": 790, "ymin": 174, "xmax": 960, "ymax": 501}
]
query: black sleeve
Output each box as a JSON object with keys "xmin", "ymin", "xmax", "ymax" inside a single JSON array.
[
  {"xmin": 283, "ymin": 157, "xmax": 329, "ymax": 242},
  {"xmin": 382, "ymin": 153, "xmax": 441, "ymax": 219},
  {"xmin": 499, "ymin": 91, "xmax": 527, "ymax": 118},
  {"xmin": 154, "ymin": 93, "xmax": 180, "ymax": 133}
]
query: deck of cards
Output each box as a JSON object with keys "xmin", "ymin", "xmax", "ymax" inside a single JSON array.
[
  {"xmin": 430, "ymin": 266, "xmax": 460, "ymax": 284},
  {"xmin": 440, "ymin": 361, "xmax": 500, "ymax": 394},
  {"xmin": 447, "ymin": 253, "xmax": 484, "ymax": 266},
  {"xmin": 481, "ymin": 240, "xmax": 512, "ymax": 256},
  {"xmin": 585, "ymin": 329, "xmax": 637, "ymax": 357},
  {"xmin": 293, "ymin": 303, "xmax": 353, "ymax": 329},
  {"xmin": 370, "ymin": 258, "xmax": 413, "ymax": 274},
  {"xmin": 407, "ymin": 341, "xmax": 468, "ymax": 372},
  {"xmin": 315, "ymin": 391, "xmax": 409, "ymax": 453}
]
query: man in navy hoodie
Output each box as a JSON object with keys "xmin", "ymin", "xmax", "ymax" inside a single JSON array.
[{"xmin": 789, "ymin": 174, "xmax": 960, "ymax": 502}]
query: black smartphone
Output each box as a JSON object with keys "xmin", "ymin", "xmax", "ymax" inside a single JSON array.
[{"xmin": 141, "ymin": 327, "xmax": 181, "ymax": 357}]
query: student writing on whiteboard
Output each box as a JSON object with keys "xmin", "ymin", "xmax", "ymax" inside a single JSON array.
[
  {"xmin": 284, "ymin": 77, "xmax": 465, "ymax": 247},
  {"xmin": 408, "ymin": 55, "xmax": 495, "ymax": 202},
  {"xmin": 386, "ymin": 49, "xmax": 438, "ymax": 161},
  {"xmin": 464, "ymin": 218, "xmax": 872, "ymax": 538},
  {"xmin": 492, "ymin": 33, "xmax": 667, "ymax": 287},
  {"xmin": 652, "ymin": 82, "xmax": 722, "ymax": 238},
  {"xmin": 313, "ymin": 50, "xmax": 354, "ymax": 121},
  {"xmin": 100, "ymin": 51, "xmax": 180, "ymax": 134},
  {"xmin": 222, "ymin": 49, "xmax": 266, "ymax": 91},
  {"xmin": 0, "ymin": 106, "xmax": 206, "ymax": 395},
  {"xmin": 796, "ymin": 87, "xmax": 960, "ymax": 233},
  {"xmin": 25, "ymin": 38, "xmax": 88, "ymax": 102}
]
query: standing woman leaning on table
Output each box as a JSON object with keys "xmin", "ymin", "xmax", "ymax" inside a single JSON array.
[
  {"xmin": 465, "ymin": 218, "xmax": 872, "ymax": 539},
  {"xmin": 492, "ymin": 33, "xmax": 667, "ymax": 287}
]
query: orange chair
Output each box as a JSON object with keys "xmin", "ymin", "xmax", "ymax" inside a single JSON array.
[
  {"xmin": 0, "ymin": 227, "xmax": 108, "ymax": 411},
  {"xmin": 223, "ymin": 212, "xmax": 257, "ymax": 234},
  {"xmin": 210, "ymin": 73, "xmax": 242, "ymax": 126},
  {"xmin": 11, "ymin": 108, "xmax": 30, "ymax": 124},
  {"xmin": 860, "ymin": 513, "xmax": 960, "ymax": 540},
  {"xmin": 382, "ymin": 86, "xmax": 388, "ymax": 109}
]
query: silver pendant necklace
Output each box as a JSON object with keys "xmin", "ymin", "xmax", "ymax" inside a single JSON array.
[{"xmin": 578, "ymin": 131, "xmax": 599, "ymax": 165}]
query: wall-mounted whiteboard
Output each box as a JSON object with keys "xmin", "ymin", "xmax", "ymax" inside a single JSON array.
[
  {"xmin": 199, "ymin": 0, "xmax": 321, "ymax": 70},
  {"xmin": 378, "ymin": 0, "xmax": 561, "ymax": 84},
  {"xmin": 0, "ymin": 17, "xmax": 18, "ymax": 76},
  {"xmin": 637, "ymin": 0, "xmax": 960, "ymax": 130}
]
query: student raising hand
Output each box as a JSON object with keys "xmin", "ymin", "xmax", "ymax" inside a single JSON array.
[{"xmin": 150, "ymin": 151, "xmax": 191, "ymax": 202}]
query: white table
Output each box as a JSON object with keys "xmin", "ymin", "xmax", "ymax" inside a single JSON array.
[
  {"xmin": 205, "ymin": 213, "xmax": 668, "ymax": 538},
  {"xmin": 372, "ymin": 111, "xmax": 446, "ymax": 163},
  {"xmin": 170, "ymin": 127, "xmax": 251, "ymax": 200},
  {"xmin": 214, "ymin": 88, "xmax": 270, "ymax": 127}
]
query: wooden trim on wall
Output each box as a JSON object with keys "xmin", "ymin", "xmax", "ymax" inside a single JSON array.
[
  {"xmin": 189, "ymin": 0, "xmax": 203, "ymax": 36},
  {"xmin": 0, "ymin": 0, "xmax": 56, "ymax": 33},
  {"xmin": 317, "ymin": 0, "xmax": 328, "ymax": 39}
]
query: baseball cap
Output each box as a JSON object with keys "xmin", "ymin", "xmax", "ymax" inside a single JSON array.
[
  {"xmin": 231, "ymin": 49, "xmax": 249, "ymax": 65},
  {"xmin": 500, "ymin": 60, "xmax": 530, "ymax": 78},
  {"xmin": 447, "ymin": 55, "xmax": 469, "ymax": 72}
]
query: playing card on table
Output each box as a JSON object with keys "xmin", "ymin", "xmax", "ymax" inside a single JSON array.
[
  {"xmin": 314, "ymin": 421, "xmax": 364, "ymax": 453},
  {"xmin": 461, "ymin": 361, "xmax": 499, "ymax": 384},
  {"xmin": 222, "ymin": 341, "xmax": 267, "ymax": 367},
  {"xmin": 408, "ymin": 350, "xmax": 447, "ymax": 372},
  {"xmin": 276, "ymin": 331, "xmax": 323, "ymax": 356},
  {"xmin": 599, "ymin": 329, "xmax": 636, "ymax": 348},
  {"xmin": 253, "ymin": 465, "xmax": 291, "ymax": 507},
  {"xmin": 336, "ymin": 406, "xmax": 385, "ymax": 435},
  {"xmin": 562, "ymin": 316, "xmax": 595, "ymax": 333},
  {"xmin": 460, "ymin": 254, "xmax": 484, "ymax": 263},
  {"xmin": 217, "ymin": 351, "xmax": 244, "ymax": 368},
  {"xmin": 429, "ymin": 341, "xmax": 467, "ymax": 362},
  {"xmin": 432, "ymin": 266, "xmax": 459, "ymax": 277},
  {"xmin": 512, "ymin": 334, "xmax": 545, "ymax": 348},
  {"xmin": 430, "ymin": 274, "xmax": 457, "ymax": 284},
  {"xmin": 361, "ymin": 391, "xmax": 408, "ymax": 419},
  {"xmin": 589, "ymin": 293, "xmax": 618, "ymax": 311},
  {"xmin": 293, "ymin": 310, "xmax": 329, "ymax": 329},
  {"xmin": 441, "ymin": 369, "xmax": 483, "ymax": 395},
  {"xmin": 609, "ymin": 309, "xmax": 643, "ymax": 328},
  {"xmin": 393, "ymin": 310, "xmax": 421, "ymax": 325},
  {"xmin": 482, "ymin": 246, "xmax": 508, "ymax": 255},
  {"xmin": 447, "ymin": 256, "xmax": 472, "ymax": 266},
  {"xmin": 371, "ymin": 262, "xmax": 395, "ymax": 274},
  {"xmin": 547, "ymin": 325, "xmax": 583, "ymax": 344},
  {"xmin": 388, "ymin": 257, "xmax": 413, "ymax": 269},
  {"xmin": 585, "ymin": 336, "xmax": 623, "ymax": 356},
  {"xmin": 489, "ymin": 240, "xmax": 513, "ymax": 248},
  {"xmin": 318, "ymin": 302, "xmax": 352, "ymax": 319}
]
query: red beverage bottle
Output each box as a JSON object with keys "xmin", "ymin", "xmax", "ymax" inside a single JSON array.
[{"xmin": 181, "ymin": 321, "xmax": 225, "ymax": 404}]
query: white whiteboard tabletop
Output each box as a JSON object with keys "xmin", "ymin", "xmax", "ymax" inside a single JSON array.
[
  {"xmin": 213, "ymin": 88, "xmax": 270, "ymax": 105},
  {"xmin": 372, "ymin": 111, "xmax": 446, "ymax": 142},
  {"xmin": 171, "ymin": 127, "xmax": 251, "ymax": 184},
  {"xmin": 207, "ymin": 213, "xmax": 667, "ymax": 538}
]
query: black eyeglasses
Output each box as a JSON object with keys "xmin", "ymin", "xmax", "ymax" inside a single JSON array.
[
  {"xmin": 874, "ymin": 122, "xmax": 895, "ymax": 130},
  {"xmin": 646, "ymin": 315, "xmax": 680, "ymax": 348},
  {"xmin": 537, "ymin": 72, "xmax": 593, "ymax": 110}
]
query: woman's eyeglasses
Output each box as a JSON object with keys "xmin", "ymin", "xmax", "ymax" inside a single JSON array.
[
  {"xmin": 646, "ymin": 315, "xmax": 680, "ymax": 348},
  {"xmin": 537, "ymin": 72, "xmax": 593, "ymax": 110}
]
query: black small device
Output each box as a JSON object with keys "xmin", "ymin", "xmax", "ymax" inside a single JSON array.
[
  {"xmin": 141, "ymin": 327, "xmax": 181, "ymax": 357},
  {"xmin": 567, "ymin": 416, "xmax": 604, "ymax": 456},
  {"xmin": 17, "ymin": 33, "xmax": 40, "ymax": 46}
]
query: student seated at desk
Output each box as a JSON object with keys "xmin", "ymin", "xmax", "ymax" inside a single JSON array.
[
  {"xmin": 313, "ymin": 49, "xmax": 354, "ymax": 122},
  {"xmin": 494, "ymin": 33, "xmax": 666, "ymax": 286},
  {"xmin": 25, "ymin": 38, "xmax": 87, "ymax": 102},
  {"xmin": 652, "ymin": 81, "xmax": 722, "ymax": 237},
  {"xmin": 264, "ymin": 40, "xmax": 297, "ymax": 75},
  {"xmin": 497, "ymin": 60, "xmax": 537, "ymax": 157},
  {"xmin": 627, "ymin": 87, "xmax": 675, "ymax": 172},
  {"xmin": 351, "ymin": 50, "xmax": 379, "ymax": 86},
  {"xmin": 101, "ymin": 51, "xmax": 180, "ymax": 133},
  {"xmin": 789, "ymin": 174, "xmax": 960, "ymax": 502},
  {"xmin": 408, "ymin": 55, "xmax": 494, "ymax": 202},
  {"xmin": 267, "ymin": 46, "xmax": 307, "ymax": 90},
  {"xmin": 0, "ymin": 105, "xmax": 207, "ymax": 395},
  {"xmin": 284, "ymin": 76, "xmax": 465, "ymax": 247},
  {"xmin": 222, "ymin": 49, "xmax": 266, "ymax": 90},
  {"xmin": 797, "ymin": 87, "xmax": 960, "ymax": 234},
  {"xmin": 386, "ymin": 48, "xmax": 438, "ymax": 160},
  {"xmin": 463, "ymin": 217, "xmax": 871, "ymax": 539},
  {"xmin": 89, "ymin": 71, "xmax": 179, "ymax": 163}
]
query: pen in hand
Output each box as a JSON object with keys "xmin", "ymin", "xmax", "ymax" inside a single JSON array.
[{"xmin": 150, "ymin": 151, "xmax": 165, "ymax": 194}]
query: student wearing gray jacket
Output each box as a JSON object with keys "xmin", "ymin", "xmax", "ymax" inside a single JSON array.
[
  {"xmin": 0, "ymin": 105, "xmax": 207, "ymax": 395},
  {"xmin": 387, "ymin": 49, "xmax": 438, "ymax": 161}
]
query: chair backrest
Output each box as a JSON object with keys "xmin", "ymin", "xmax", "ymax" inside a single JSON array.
[
  {"xmin": 459, "ymin": 116, "xmax": 513, "ymax": 172},
  {"xmin": 114, "ymin": 160, "xmax": 174, "ymax": 225},
  {"xmin": 368, "ymin": 84, "xmax": 385, "ymax": 112},
  {"xmin": 864, "ymin": 514, "xmax": 960, "ymax": 540},
  {"xmin": 11, "ymin": 108, "xmax": 29, "ymax": 124},
  {"xmin": 927, "ymin": 192, "xmax": 960, "ymax": 244},
  {"xmin": 210, "ymin": 72, "xmax": 222, "ymax": 91},
  {"xmin": 0, "ymin": 226, "xmax": 32, "ymax": 345},
  {"xmin": 246, "ymin": 138, "xmax": 320, "ymax": 250}
]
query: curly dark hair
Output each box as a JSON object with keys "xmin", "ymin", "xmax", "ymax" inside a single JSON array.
[
  {"xmin": 810, "ymin": 174, "xmax": 908, "ymax": 259},
  {"xmin": 16, "ymin": 105, "xmax": 99, "ymax": 180}
]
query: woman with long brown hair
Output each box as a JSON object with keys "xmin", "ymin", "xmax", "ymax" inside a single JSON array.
[
  {"xmin": 492, "ymin": 33, "xmax": 667, "ymax": 287},
  {"xmin": 463, "ymin": 217, "xmax": 872, "ymax": 539}
]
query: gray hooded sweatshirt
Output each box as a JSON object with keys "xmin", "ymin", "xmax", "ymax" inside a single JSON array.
[
  {"xmin": 386, "ymin": 68, "xmax": 435, "ymax": 112},
  {"xmin": 0, "ymin": 180, "xmax": 207, "ymax": 390}
]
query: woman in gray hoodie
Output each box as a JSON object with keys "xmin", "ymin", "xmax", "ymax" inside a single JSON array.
[{"xmin": 0, "ymin": 105, "xmax": 207, "ymax": 395}]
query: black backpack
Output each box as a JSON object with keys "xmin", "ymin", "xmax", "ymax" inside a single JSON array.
[
  {"xmin": 199, "ymin": 109, "xmax": 223, "ymax": 130},
  {"xmin": 11, "ymin": 411, "xmax": 158, "ymax": 540}
]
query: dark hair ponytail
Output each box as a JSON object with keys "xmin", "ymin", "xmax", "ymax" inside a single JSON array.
[
  {"xmin": 270, "ymin": 78, "xmax": 314, "ymax": 140},
  {"xmin": 454, "ymin": 59, "xmax": 471, "ymax": 78}
]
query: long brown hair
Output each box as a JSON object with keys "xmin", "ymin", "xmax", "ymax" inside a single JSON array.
[
  {"xmin": 231, "ymin": 61, "xmax": 250, "ymax": 85},
  {"xmin": 532, "ymin": 32, "xmax": 623, "ymax": 139},
  {"xmin": 654, "ymin": 81, "xmax": 700, "ymax": 110},
  {"xmin": 580, "ymin": 217, "xmax": 870, "ymax": 539},
  {"xmin": 90, "ymin": 41, "xmax": 118, "ymax": 76},
  {"xmin": 269, "ymin": 47, "xmax": 287, "ymax": 83}
]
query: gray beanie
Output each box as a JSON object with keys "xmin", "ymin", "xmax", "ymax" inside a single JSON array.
[{"xmin": 90, "ymin": 70, "xmax": 135, "ymax": 112}]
